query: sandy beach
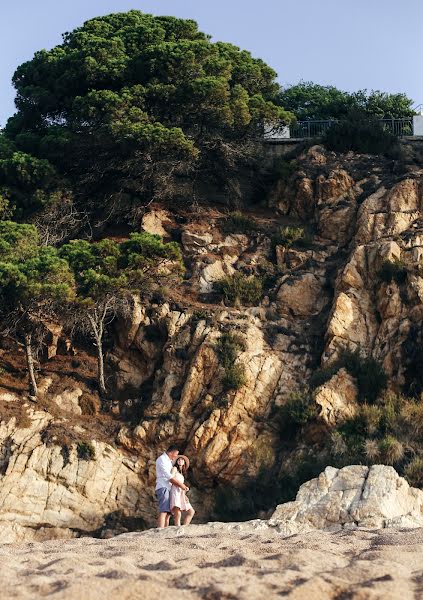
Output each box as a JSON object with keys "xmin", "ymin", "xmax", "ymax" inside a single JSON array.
[{"xmin": 1, "ymin": 524, "xmax": 422, "ymax": 599}]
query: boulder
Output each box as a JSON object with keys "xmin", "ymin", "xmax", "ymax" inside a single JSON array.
[
  {"xmin": 270, "ymin": 465, "xmax": 423, "ymax": 534},
  {"xmin": 277, "ymin": 273, "xmax": 328, "ymax": 317}
]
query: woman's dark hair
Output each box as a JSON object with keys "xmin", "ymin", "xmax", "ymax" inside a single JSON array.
[
  {"xmin": 176, "ymin": 457, "xmax": 188, "ymax": 475},
  {"xmin": 167, "ymin": 444, "xmax": 179, "ymax": 453}
]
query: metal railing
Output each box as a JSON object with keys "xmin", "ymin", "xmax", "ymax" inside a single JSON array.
[
  {"xmin": 289, "ymin": 118, "xmax": 414, "ymax": 139},
  {"xmin": 289, "ymin": 120, "xmax": 334, "ymax": 139},
  {"xmin": 380, "ymin": 118, "xmax": 413, "ymax": 137}
]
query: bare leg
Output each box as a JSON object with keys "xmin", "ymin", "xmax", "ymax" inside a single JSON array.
[
  {"xmin": 173, "ymin": 507, "xmax": 182, "ymax": 526},
  {"xmin": 157, "ymin": 512, "xmax": 167, "ymax": 528},
  {"xmin": 165, "ymin": 513, "xmax": 171, "ymax": 527},
  {"xmin": 183, "ymin": 508, "xmax": 195, "ymax": 526}
]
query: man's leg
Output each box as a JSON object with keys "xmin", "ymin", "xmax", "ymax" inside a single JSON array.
[
  {"xmin": 156, "ymin": 488, "xmax": 171, "ymax": 528},
  {"xmin": 165, "ymin": 512, "xmax": 171, "ymax": 527},
  {"xmin": 157, "ymin": 512, "xmax": 167, "ymax": 528}
]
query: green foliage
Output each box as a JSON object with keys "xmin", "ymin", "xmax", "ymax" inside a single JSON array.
[
  {"xmin": 379, "ymin": 259, "xmax": 408, "ymax": 284},
  {"xmin": 221, "ymin": 211, "xmax": 258, "ymax": 235},
  {"xmin": 330, "ymin": 394, "xmax": 418, "ymax": 471},
  {"xmin": 322, "ymin": 111, "xmax": 399, "ymax": 156},
  {"xmin": 213, "ymin": 272, "xmax": 263, "ymax": 306},
  {"xmin": 0, "ymin": 134, "xmax": 67, "ymax": 219},
  {"xmin": 283, "ymin": 391, "xmax": 319, "ymax": 427},
  {"xmin": 217, "ymin": 332, "xmax": 245, "ymax": 368},
  {"xmin": 402, "ymin": 326, "xmax": 423, "ymax": 398},
  {"xmin": 0, "ymin": 221, "xmax": 75, "ymax": 308},
  {"xmin": 222, "ymin": 364, "xmax": 247, "ymax": 390},
  {"xmin": 77, "ymin": 441, "xmax": 96, "ymax": 461},
  {"xmin": 278, "ymin": 82, "xmax": 414, "ymax": 121},
  {"xmin": 216, "ymin": 332, "xmax": 246, "ymax": 391},
  {"xmin": 5, "ymin": 11, "xmax": 291, "ymax": 223},
  {"xmin": 60, "ymin": 232, "xmax": 181, "ymax": 303},
  {"xmin": 310, "ymin": 348, "xmax": 387, "ymax": 404},
  {"xmin": 273, "ymin": 226, "xmax": 311, "ymax": 249},
  {"xmin": 378, "ymin": 435, "xmax": 404, "ymax": 465},
  {"xmin": 272, "ymin": 158, "xmax": 297, "ymax": 182},
  {"xmin": 404, "ymin": 458, "xmax": 423, "ymax": 488}
]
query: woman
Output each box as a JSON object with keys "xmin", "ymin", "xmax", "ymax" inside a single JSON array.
[{"xmin": 170, "ymin": 455, "xmax": 195, "ymax": 526}]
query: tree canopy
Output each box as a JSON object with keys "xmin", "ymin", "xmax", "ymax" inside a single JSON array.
[
  {"xmin": 4, "ymin": 11, "xmax": 291, "ymax": 226},
  {"xmin": 278, "ymin": 82, "xmax": 415, "ymax": 121}
]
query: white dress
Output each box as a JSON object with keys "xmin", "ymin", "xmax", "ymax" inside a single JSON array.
[{"xmin": 170, "ymin": 471, "xmax": 192, "ymax": 512}]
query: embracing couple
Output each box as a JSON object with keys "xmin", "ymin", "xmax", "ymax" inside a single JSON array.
[{"xmin": 155, "ymin": 444, "xmax": 195, "ymax": 528}]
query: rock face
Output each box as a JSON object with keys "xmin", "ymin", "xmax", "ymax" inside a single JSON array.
[
  {"xmin": 0, "ymin": 407, "xmax": 146, "ymax": 542},
  {"xmin": 2, "ymin": 143, "xmax": 423, "ymax": 541},
  {"xmin": 271, "ymin": 465, "xmax": 423, "ymax": 534}
]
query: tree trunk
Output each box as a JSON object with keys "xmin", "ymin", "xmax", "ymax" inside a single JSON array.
[
  {"xmin": 24, "ymin": 332, "xmax": 38, "ymax": 398},
  {"xmin": 95, "ymin": 333, "xmax": 107, "ymax": 398}
]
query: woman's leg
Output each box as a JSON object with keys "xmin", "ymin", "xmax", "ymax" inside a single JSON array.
[
  {"xmin": 173, "ymin": 507, "xmax": 182, "ymax": 526},
  {"xmin": 183, "ymin": 508, "xmax": 195, "ymax": 526}
]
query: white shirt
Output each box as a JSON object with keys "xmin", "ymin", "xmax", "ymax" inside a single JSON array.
[{"xmin": 155, "ymin": 452, "xmax": 173, "ymax": 491}]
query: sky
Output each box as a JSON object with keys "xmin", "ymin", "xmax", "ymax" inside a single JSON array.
[{"xmin": 1, "ymin": 0, "xmax": 423, "ymax": 126}]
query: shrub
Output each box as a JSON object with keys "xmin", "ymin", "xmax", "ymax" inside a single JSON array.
[
  {"xmin": 360, "ymin": 404, "xmax": 382, "ymax": 435},
  {"xmin": 216, "ymin": 332, "xmax": 246, "ymax": 392},
  {"xmin": 217, "ymin": 333, "xmax": 245, "ymax": 369},
  {"xmin": 379, "ymin": 259, "xmax": 407, "ymax": 284},
  {"xmin": 214, "ymin": 273, "xmax": 263, "ymax": 306},
  {"xmin": 322, "ymin": 110, "xmax": 400, "ymax": 156},
  {"xmin": 330, "ymin": 431, "xmax": 348, "ymax": 456},
  {"xmin": 222, "ymin": 364, "xmax": 247, "ymax": 391},
  {"xmin": 273, "ymin": 226, "xmax": 312, "ymax": 249},
  {"xmin": 278, "ymin": 391, "xmax": 319, "ymax": 434},
  {"xmin": 401, "ymin": 326, "xmax": 423, "ymax": 398},
  {"xmin": 191, "ymin": 309, "xmax": 210, "ymax": 323},
  {"xmin": 404, "ymin": 457, "xmax": 423, "ymax": 488},
  {"xmin": 273, "ymin": 158, "xmax": 297, "ymax": 182},
  {"xmin": 310, "ymin": 348, "xmax": 387, "ymax": 404},
  {"xmin": 221, "ymin": 211, "xmax": 258, "ymax": 235},
  {"xmin": 364, "ymin": 438, "xmax": 380, "ymax": 461},
  {"xmin": 378, "ymin": 435, "xmax": 404, "ymax": 465},
  {"xmin": 77, "ymin": 441, "xmax": 96, "ymax": 461},
  {"xmin": 400, "ymin": 400, "xmax": 423, "ymax": 438}
]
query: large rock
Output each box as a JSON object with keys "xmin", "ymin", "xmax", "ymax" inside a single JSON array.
[
  {"xmin": 271, "ymin": 465, "xmax": 423, "ymax": 534},
  {"xmin": 277, "ymin": 273, "xmax": 328, "ymax": 317},
  {"xmin": 314, "ymin": 368, "xmax": 358, "ymax": 424}
]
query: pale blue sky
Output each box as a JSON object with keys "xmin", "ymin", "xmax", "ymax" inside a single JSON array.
[{"xmin": 1, "ymin": 0, "xmax": 423, "ymax": 126}]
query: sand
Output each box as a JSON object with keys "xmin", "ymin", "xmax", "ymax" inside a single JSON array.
[{"xmin": 0, "ymin": 524, "xmax": 423, "ymax": 599}]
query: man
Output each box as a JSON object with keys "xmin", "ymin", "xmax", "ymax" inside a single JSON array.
[{"xmin": 156, "ymin": 444, "xmax": 189, "ymax": 528}]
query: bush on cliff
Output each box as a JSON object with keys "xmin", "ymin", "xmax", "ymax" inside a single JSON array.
[
  {"xmin": 221, "ymin": 211, "xmax": 258, "ymax": 235},
  {"xmin": 216, "ymin": 332, "xmax": 246, "ymax": 391},
  {"xmin": 310, "ymin": 348, "xmax": 387, "ymax": 404},
  {"xmin": 272, "ymin": 225, "xmax": 312, "ymax": 249},
  {"xmin": 379, "ymin": 258, "xmax": 408, "ymax": 284},
  {"xmin": 214, "ymin": 272, "xmax": 263, "ymax": 306},
  {"xmin": 322, "ymin": 111, "xmax": 400, "ymax": 156}
]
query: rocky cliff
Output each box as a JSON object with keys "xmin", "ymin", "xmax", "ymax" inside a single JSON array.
[{"xmin": 1, "ymin": 142, "xmax": 423, "ymax": 541}]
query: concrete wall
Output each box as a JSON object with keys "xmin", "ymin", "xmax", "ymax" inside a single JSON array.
[{"xmin": 413, "ymin": 115, "xmax": 423, "ymax": 137}]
